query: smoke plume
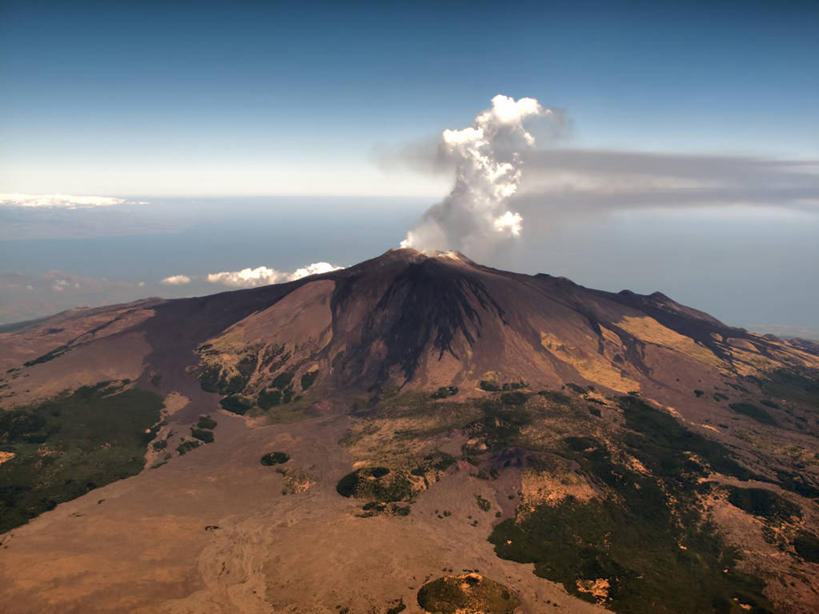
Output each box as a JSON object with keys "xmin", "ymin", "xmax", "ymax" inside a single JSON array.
[{"xmin": 400, "ymin": 94, "xmax": 551, "ymax": 254}]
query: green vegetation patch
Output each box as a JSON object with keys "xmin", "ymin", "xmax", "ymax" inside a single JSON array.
[
  {"xmin": 23, "ymin": 344, "xmax": 70, "ymax": 367},
  {"xmin": 196, "ymin": 415, "xmax": 217, "ymax": 430},
  {"xmin": 257, "ymin": 388, "xmax": 282, "ymax": 409},
  {"xmin": 417, "ymin": 574, "xmax": 519, "ymax": 614},
  {"xmin": 793, "ymin": 530, "xmax": 819, "ymax": 563},
  {"xmin": 499, "ymin": 391, "xmax": 528, "ymax": 406},
  {"xmin": 336, "ymin": 466, "xmax": 413, "ymax": 502},
  {"xmin": 190, "ymin": 428, "xmax": 214, "ymax": 443},
  {"xmin": 490, "ymin": 495, "xmax": 770, "ymax": 614},
  {"xmin": 726, "ymin": 487, "xmax": 800, "ymax": 522},
  {"xmin": 617, "ymin": 395, "xmax": 756, "ymax": 482},
  {"xmin": 271, "ymin": 371, "xmax": 294, "ymax": 390},
  {"xmin": 760, "ymin": 368, "xmax": 819, "ymax": 409},
  {"xmin": 385, "ymin": 598, "xmax": 406, "ymax": 614},
  {"xmin": 467, "ymin": 398, "xmax": 532, "ymax": 451},
  {"xmin": 198, "ymin": 364, "xmax": 248, "ymax": 395},
  {"xmin": 300, "ymin": 370, "xmax": 319, "ymax": 391},
  {"xmin": 408, "ymin": 452, "xmax": 457, "ymax": 484},
  {"xmin": 728, "ymin": 402, "xmax": 778, "ymax": 426},
  {"xmin": 431, "ymin": 386, "xmax": 458, "ymax": 399},
  {"xmin": 176, "ymin": 440, "xmax": 201, "ymax": 455},
  {"xmin": 479, "ymin": 380, "xmax": 526, "ymax": 393},
  {"xmin": 220, "ymin": 394, "xmax": 253, "ymax": 415},
  {"xmin": 538, "ymin": 389, "xmax": 572, "ymax": 405},
  {"xmin": 0, "ymin": 382, "xmax": 163, "ymax": 533},
  {"xmin": 487, "ymin": 397, "xmax": 775, "ymax": 613},
  {"xmin": 260, "ymin": 451, "xmax": 290, "ymax": 466},
  {"xmin": 502, "ymin": 381, "xmax": 527, "ymax": 391}
]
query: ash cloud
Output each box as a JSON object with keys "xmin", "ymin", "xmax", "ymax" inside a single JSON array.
[
  {"xmin": 400, "ymin": 95, "xmax": 556, "ymax": 255},
  {"xmin": 510, "ymin": 149, "xmax": 819, "ymax": 222},
  {"xmin": 386, "ymin": 97, "xmax": 818, "ymax": 260}
]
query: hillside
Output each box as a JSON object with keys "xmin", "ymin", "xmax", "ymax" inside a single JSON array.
[{"xmin": 0, "ymin": 248, "xmax": 817, "ymax": 613}]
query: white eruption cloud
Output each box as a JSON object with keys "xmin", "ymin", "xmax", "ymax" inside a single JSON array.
[
  {"xmin": 206, "ymin": 262, "xmax": 342, "ymax": 288},
  {"xmin": 401, "ymin": 94, "xmax": 551, "ymax": 254}
]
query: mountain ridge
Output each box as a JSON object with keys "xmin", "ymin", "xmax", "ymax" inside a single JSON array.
[{"xmin": 1, "ymin": 248, "xmax": 818, "ymax": 613}]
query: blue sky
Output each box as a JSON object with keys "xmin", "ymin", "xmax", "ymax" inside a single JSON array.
[
  {"xmin": 2, "ymin": 1, "xmax": 818, "ymax": 195},
  {"xmin": 1, "ymin": 1, "xmax": 817, "ymax": 333}
]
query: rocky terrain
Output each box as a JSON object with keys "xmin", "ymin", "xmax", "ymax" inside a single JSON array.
[{"xmin": 0, "ymin": 248, "xmax": 817, "ymax": 613}]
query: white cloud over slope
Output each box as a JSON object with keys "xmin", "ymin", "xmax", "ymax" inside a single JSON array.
[{"xmin": 206, "ymin": 262, "xmax": 342, "ymax": 288}]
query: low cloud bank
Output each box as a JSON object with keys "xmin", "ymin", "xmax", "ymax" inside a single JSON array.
[
  {"xmin": 160, "ymin": 275, "xmax": 191, "ymax": 286},
  {"xmin": 0, "ymin": 193, "xmax": 147, "ymax": 209},
  {"xmin": 0, "ymin": 261, "xmax": 345, "ymax": 324},
  {"xmin": 206, "ymin": 262, "xmax": 342, "ymax": 288}
]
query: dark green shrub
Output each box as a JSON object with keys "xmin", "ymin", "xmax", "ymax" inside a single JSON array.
[
  {"xmin": 417, "ymin": 575, "xmax": 519, "ymax": 614},
  {"xmin": 191, "ymin": 428, "xmax": 214, "ymax": 443},
  {"xmin": 196, "ymin": 415, "xmax": 217, "ymax": 430},
  {"xmin": 500, "ymin": 391, "xmax": 528, "ymax": 406},
  {"xmin": 729, "ymin": 402, "xmax": 777, "ymax": 426},
  {"xmin": 793, "ymin": 531, "xmax": 819, "ymax": 563},
  {"xmin": 198, "ymin": 366, "xmax": 221, "ymax": 392},
  {"xmin": 23, "ymin": 344, "xmax": 69, "ymax": 367},
  {"xmin": 223, "ymin": 374, "xmax": 248, "ymax": 395},
  {"xmin": 538, "ymin": 390, "xmax": 571, "ymax": 405},
  {"xmin": 258, "ymin": 388, "xmax": 281, "ymax": 409},
  {"xmin": 300, "ymin": 370, "xmax": 319, "ymax": 391},
  {"xmin": 271, "ymin": 371, "xmax": 294, "ymax": 390},
  {"xmin": 220, "ymin": 395, "xmax": 252, "ymax": 415},
  {"xmin": 260, "ymin": 451, "xmax": 290, "ymax": 466},
  {"xmin": 386, "ymin": 599, "xmax": 406, "ymax": 614},
  {"xmin": 726, "ymin": 487, "xmax": 800, "ymax": 521},
  {"xmin": 336, "ymin": 467, "xmax": 411, "ymax": 502},
  {"xmin": 199, "ymin": 366, "xmax": 248, "ymax": 395},
  {"xmin": 236, "ymin": 354, "xmax": 257, "ymax": 377},
  {"xmin": 0, "ymin": 385, "xmax": 163, "ymax": 533},
  {"xmin": 761, "ymin": 368, "xmax": 819, "ymax": 408},
  {"xmin": 431, "ymin": 386, "xmax": 458, "ymax": 399},
  {"xmin": 479, "ymin": 380, "xmax": 501, "ymax": 392},
  {"xmin": 176, "ymin": 440, "xmax": 201, "ymax": 455},
  {"xmin": 469, "ymin": 399, "xmax": 532, "ymax": 450}
]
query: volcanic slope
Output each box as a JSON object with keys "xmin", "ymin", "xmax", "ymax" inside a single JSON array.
[{"xmin": 0, "ymin": 248, "xmax": 817, "ymax": 613}]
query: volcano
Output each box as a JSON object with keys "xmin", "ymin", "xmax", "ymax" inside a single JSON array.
[{"xmin": 0, "ymin": 249, "xmax": 817, "ymax": 613}]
